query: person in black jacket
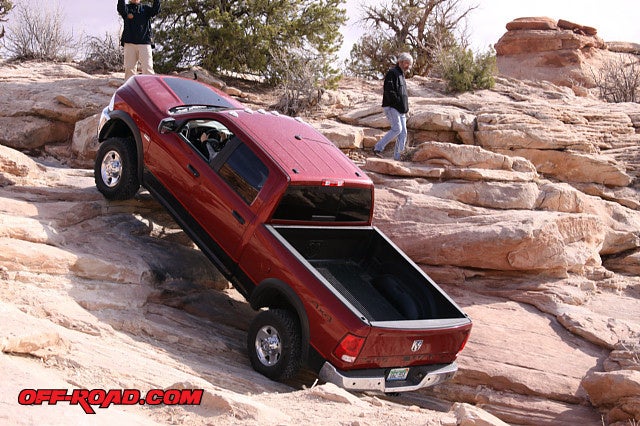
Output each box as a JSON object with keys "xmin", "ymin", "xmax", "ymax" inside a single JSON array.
[
  {"xmin": 373, "ymin": 52, "xmax": 413, "ymax": 160},
  {"xmin": 117, "ymin": 0, "xmax": 161, "ymax": 80}
]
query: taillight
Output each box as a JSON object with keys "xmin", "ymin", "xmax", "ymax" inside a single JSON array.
[
  {"xmin": 457, "ymin": 331, "xmax": 471, "ymax": 353},
  {"xmin": 333, "ymin": 333, "xmax": 365, "ymax": 363}
]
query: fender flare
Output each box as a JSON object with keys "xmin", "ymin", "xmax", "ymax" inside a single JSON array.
[
  {"xmin": 249, "ymin": 279, "xmax": 311, "ymax": 362},
  {"xmin": 99, "ymin": 110, "xmax": 145, "ymax": 184}
]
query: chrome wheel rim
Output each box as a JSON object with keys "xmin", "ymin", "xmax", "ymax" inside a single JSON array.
[
  {"xmin": 255, "ymin": 325, "xmax": 282, "ymax": 367},
  {"xmin": 101, "ymin": 150, "xmax": 122, "ymax": 188}
]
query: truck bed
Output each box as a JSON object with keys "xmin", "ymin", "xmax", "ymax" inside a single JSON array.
[{"xmin": 271, "ymin": 225, "xmax": 466, "ymax": 323}]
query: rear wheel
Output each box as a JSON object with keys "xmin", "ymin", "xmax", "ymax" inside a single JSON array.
[
  {"xmin": 94, "ymin": 137, "xmax": 139, "ymax": 200},
  {"xmin": 247, "ymin": 309, "xmax": 302, "ymax": 381}
]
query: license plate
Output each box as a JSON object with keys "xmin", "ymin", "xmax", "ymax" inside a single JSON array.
[{"xmin": 387, "ymin": 368, "xmax": 409, "ymax": 381}]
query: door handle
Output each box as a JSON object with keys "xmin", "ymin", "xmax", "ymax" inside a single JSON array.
[
  {"xmin": 187, "ymin": 164, "xmax": 200, "ymax": 177},
  {"xmin": 232, "ymin": 210, "xmax": 245, "ymax": 225}
]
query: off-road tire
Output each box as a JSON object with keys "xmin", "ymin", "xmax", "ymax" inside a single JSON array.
[
  {"xmin": 247, "ymin": 309, "xmax": 302, "ymax": 381},
  {"xmin": 94, "ymin": 137, "xmax": 139, "ymax": 200}
]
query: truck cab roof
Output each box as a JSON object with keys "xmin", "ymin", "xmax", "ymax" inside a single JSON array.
[
  {"xmin": 217, "ymin": 109, "xmax": 371, "ymax": 187},
  {"xmin": 128, "ymin": 74, "xmax": 371, "ymax": 187}
]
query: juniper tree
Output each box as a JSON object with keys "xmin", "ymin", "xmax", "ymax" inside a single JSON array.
[
  {"xmin": 153, "ymin": 0, "xmax": 346, "ymax": 85},
  {"xmin": 1, "ymin": 0, "xmax": 13, "ymax": 38},
  {"xmin": 346, "ymin": 0, "xmax": 476, "ymax": 78}
]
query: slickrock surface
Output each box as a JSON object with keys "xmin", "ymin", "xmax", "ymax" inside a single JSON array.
[{"xmin": 1, "ymin": 61, "xmax": 639, "ymax": 425}]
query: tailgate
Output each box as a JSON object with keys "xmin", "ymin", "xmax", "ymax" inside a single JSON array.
[{"xmin": 355, "ymin": 320, "xmax": 472, "ymax": 369}]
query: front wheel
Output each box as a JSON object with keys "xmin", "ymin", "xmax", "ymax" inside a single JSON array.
[
  {"xmin": 247, "ymin": 309, "xmax": 302, "ymax": 381},
  {"xmin": 94, "ymin": 137, "xmax": 139, "ymax": 200}
]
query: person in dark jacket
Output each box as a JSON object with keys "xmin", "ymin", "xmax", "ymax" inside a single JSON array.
[
  {"xmin": 373, "ymin": 52, "xmax": 413, "ymax": 160},
  {"xmin": 117, "ymin": 0, "xmax": 161, "ymax": 80}
]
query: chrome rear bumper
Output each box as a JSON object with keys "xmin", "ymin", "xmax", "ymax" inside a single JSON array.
[{"xmin": 318, "ymin": 361, "xmax": 457, "ymax": 393}]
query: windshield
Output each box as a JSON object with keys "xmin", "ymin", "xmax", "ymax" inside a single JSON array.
[{"xmin": 164, "ymin": 77, "xmax": 241, "ymax": 110}]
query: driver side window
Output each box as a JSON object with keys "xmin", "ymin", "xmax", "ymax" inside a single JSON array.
[{"xmin": 180, "ymin": 119, "xmax": 233, "ymax": 163}]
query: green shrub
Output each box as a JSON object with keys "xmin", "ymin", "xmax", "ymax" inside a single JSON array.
[
  {"xmin": 1, "ymin": 0, "xmax": 13, "ymax": 39},
  {"xmin": 437, "ymin": 45, "xmax": 496, "ymax": 93}
]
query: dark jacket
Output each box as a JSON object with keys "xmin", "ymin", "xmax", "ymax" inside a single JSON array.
[
  {"xmin": 118, "ymin": 0, "xmax": 161, "ymax": 46},
  {"xmin": 381, "ymin": 64, "xmax": 409, "ymax": 114}
]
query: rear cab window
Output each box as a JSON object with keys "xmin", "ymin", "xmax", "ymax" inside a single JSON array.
[{"xmin": 271, "ymin": 185, "xmax": 373, "ymax": 224}]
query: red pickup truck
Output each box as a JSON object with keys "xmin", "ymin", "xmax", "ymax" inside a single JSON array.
[{"xmin": 95, "ymin": 75, "xmax": 472, "ymax": 393}]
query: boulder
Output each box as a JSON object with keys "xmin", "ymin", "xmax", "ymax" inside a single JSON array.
[
  {"xmin": 495, "ymin": 17, "xmax": 615, "ymax": 88},
  {"xmin": 505, "ymin": 17, "xmax": 558, "ymax": 32},
  {"xmin": 453, "ymin": 402, "xmax": 510, "ymax": 426},
  {"xmin": 0, "ymin": 116, "xmax": 73, "ymax": 150},
  {"xmin": 582, "ymin": 370, "xmax": 640, "ymax": 423},
  {"xmin": 313, "ymin": 120, "xmax": 365, "ymax": 149},
  {"xmin": 0, "ymin": 62, "xmax": 113, "ymax": 152},
  {"xmin": 0, "ymin": 144, "xmax": 45, "ymax": 184},
  {"xmin": 71, "ymin": 113, "xmax": 100, "ymax": 167}
]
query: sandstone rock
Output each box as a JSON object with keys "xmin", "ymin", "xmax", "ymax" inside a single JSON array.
[
  {"xmin": 407, "ymin": 103, "xmax": 476, "ymax": 134},
  {"xmin": 0, "ymin": 62, "xmax": 113, "ymax": 151},
  {"xmin": 179, "ymin": 67, "xmax": 227, "ymax": 90},
  {"xmin": 557, "ymin": 307, "xmax": 637, "ymax": 349},
  {"xmin": 604, "ymin": 250, "xmax": 640, "ymax": 275},
  {"xmin": 367, "ymin": 158, "xmax": 536, "ymax": 184},
  {"xmin": 582, "ymin": 370, "xmax": 640, "ymax": 423},
  {"xmin": 604, "ymin": 340, "xmax": 640, "ymax": 372},
  {"xmin": 503, "ymin": 148, "xmax": 632, "ymax": 187},
  {"xmin": 71, "ymin": 113, "xmax": 100, "ymax": 167},
  {"xmin": 505, "ymin": 17, "xmax": 558, "ymax": 32},
  {"xmin": 1, "ymin": 330, "xmax": 63, "ymax": 357},
  {"xmin": 408, "ymin": 141, "xmax": 536, "ymax": 174},
  {"xmin": 496, "ymin": 24, "xmax": 604, "ymax": 56},
  {"xmin": 0, "ymin": 116, "xmax": 73, "ymax": 150},
  {"xmin": 198, "ymin": 386, "xmax": 292, "ymax": 422},
  {"xmin": 372, "ymin": 185, "xmax": 606, "ymax": 274},
  {"xmin": 607, "ymin": 41, "xmax": 640, "ymax": 55},
  {"xmin": 1, "ymin": 60, "xmax": 640, "ymax": 426},
  {"xmin": 0, "ymin": 237, "xmax": 78, "ymax": 274},
  {"xmin": 308, "ymin": 383, "xmax": 368, "ymax": 406},
  {"xmin": 557, "ymin": 19, "xmax": 598, "ymax": 37},
  {"xmin": 428, "ymin": 290, "xmax": 609, "ymax": 422},
  {"xmin": 313, "ymin": 120, "xmax": 365, "ymax": 149},
  {"xmin": 575, "ymin": 183, "xmax": 640, "ymax": 211},
  {"xmin": 495, "ymin": 17, "xmax": 613, "ymax": 88},
  {"xmin": 535, "ymin": 182, "xmax": 640, "ymax": 257},
  {"xmin": 0, "ymin": 303, "xmax": 66, "ymax": 357},
  {"xmin": 453, "ymin": 402, "xmax": 509, "ymax": 426},
  {"xmin": 0, "ymin": 144, "xmax": 45, "ymax": 182},
  {"xmin": 338, "ymin": 105, "xmax": 383, "ymax": 126}
]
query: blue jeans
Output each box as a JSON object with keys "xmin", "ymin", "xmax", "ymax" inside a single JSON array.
[{"xmin": 374, "ymin": 107, "xmax": 407, "ymax": 160}]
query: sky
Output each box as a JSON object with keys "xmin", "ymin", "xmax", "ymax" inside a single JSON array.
[{"xmin": 3, "ymin": 0, "xmax": 640, "ymax": 61}]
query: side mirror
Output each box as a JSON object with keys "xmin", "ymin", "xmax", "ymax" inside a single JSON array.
[{"xmin": 158, "ymin": 117, "xmax": 178, "ymax": 134}]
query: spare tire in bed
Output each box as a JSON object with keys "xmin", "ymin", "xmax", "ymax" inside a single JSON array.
[{"xmin": 372, "ymin": 274, "xmax": 422, "ymax": 320}]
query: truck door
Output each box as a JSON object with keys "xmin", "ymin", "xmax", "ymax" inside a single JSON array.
[
  {"xmin": 146, "ymin": 119, "xmax": 268, "ymax": 262},
  {"xmin": 191, "ymin": 135, "xmax": 269, "ymax": 260}
]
